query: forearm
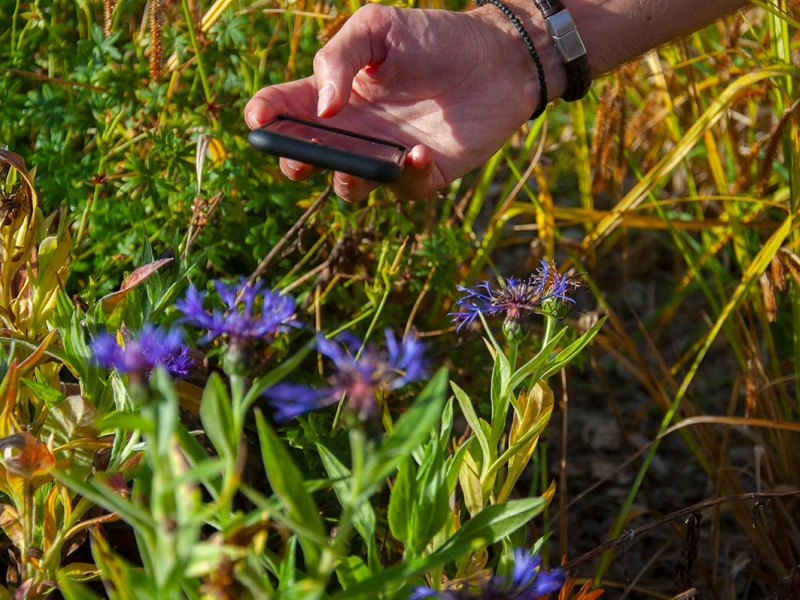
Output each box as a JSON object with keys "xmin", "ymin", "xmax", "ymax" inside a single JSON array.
[
  {"xmin": 572, "ymin": 0, "xmax": 751, "ymax": 76},
  {"xmin": 472, "ymin": 0, "xmax": 751, "ymax": 107}
]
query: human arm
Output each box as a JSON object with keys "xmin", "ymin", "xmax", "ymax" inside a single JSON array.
[{"xmin": 244, "ymin": 0, "xmax": 750, "ymax": 201}]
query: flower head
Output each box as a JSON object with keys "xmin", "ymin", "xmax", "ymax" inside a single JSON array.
[
  {"xmin": 450, "ymin": 277, "xmax": 541, "ymax": 335},
  {"xmin": 408, "ymin": 549, "xmax": 564, "ymax": 600},
  {"xmin": 265, "ymin": 329, "xmax": 427, "ymax": 422},
  {"xmin": 92, "ymin": 324, "xmax": 193, "ymax": 378},
  {"xmin": 176, "ymin": 277, "xmax": 301, "ymax": 344},
  {"xmin": 450, "ymin": 262, "xmax": 586, "ymax": 340},
  {"xmin": 533, "ymin": 260, "xmax": 585, "ymax": 320}
]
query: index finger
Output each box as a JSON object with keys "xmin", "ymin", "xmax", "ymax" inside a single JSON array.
[{"xmin": 245, "ymin": 76, "xmax": 319, "ymax": 129}]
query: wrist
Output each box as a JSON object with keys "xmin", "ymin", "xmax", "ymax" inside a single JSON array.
[{"xmin": 468, "ymin": 0, "xmax": 567, "ymax": 117}]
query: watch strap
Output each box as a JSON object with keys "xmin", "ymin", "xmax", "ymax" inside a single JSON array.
[
  {"xmin": 532, "ymin": 0, "xmax": 591, "ymax": 102},
  {"xmin": 532, "ymin": 0, "xmax": 563, "ymax": 19}
]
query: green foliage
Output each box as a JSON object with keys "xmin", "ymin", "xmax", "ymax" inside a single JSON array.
[{"xmin": 1, "ymin": 0, "xmax": 799, "ymax": 598}]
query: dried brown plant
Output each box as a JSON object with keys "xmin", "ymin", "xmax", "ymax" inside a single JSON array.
[
  {"xmin": 759, "ymin": 271, "xmax": 777, "ymax": 322},
  {"xmin": 779, "ymin": 247, "xmax": 800, "ymax": 287},
  {"xmin": 318, "ymin": 14, "xmax": 349, "ymax": 44},
  {"xmin": 149, "ymin": 0, "xmax": 164, "ymax": 81},
  {"xmin": 103, "ymin": 0, "xmax": 117, "ymax": 37},
  {"xmin": 744, "ymin": 356, "xmax": 758, "ymax": 419},
  {"xmin": 770, "ymin": 253, "xmax": 786, "ymax": 292},
  {"xmin": 758, "ymin": 103, "xmax": 800, "ymax": 196}
]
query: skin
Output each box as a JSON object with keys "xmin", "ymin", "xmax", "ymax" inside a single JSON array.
[{"xmin": 244, "ymin": 0, "xmax": 750, "ymax": 202}]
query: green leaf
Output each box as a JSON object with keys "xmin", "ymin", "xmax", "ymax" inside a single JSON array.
[
  {"xmin": 503, "ymin": 326, "xmax": 568, "ymax": 395},
  {"xmin": 451, "ymin": 382, "xmax": 490, "ymax": 470},
  {"xmin": 411, "ymin": 438, "xmax": 450, "ymax": 555},
  {"xmin": 256, "ymin": 411, "xmax": 325, "ymax": 578},
  {"xmin": 446, "ymin": 439, "xmax": 472, "ymax": 496},
  {"xmin": 332, "ymin": 497, "xmax": 547, "ymax": 600},
  {"xmin": 176, "ymin": 425, "xmax": 222, "ymax": 499},
  {"xmin": 387, "ymin": 454, "xmax": 416, "ymax": 547},
  {"xmin": 489, "ymin": 349, "xmax": 511, "ymax": 453},
  {"xmin": 363, "ymin": 368, "xmax": 448, "ymax": 495},
  {"xmin": 20, "ymin": 377, "xmax": 65, "ymax": 409},
  {"xmin": 538, "ymin": 317, "xmax": 607, "ymax": 381},
  {"xmin": 199, "ymin": 372, "xmax": 234, "ymax": 460},
  {"xmin": 336, "ymin": 556, "xmax": 372, "ymax": 590},
  {"xmin": 54, "ymin": 469, "xmax": 156, "ymax": 533},
  {"xmin": 318, "ymin": 443, "xmax": 379, "ymax": 570},
  {"xmin": 57, "ymin": 572, "xmax": 104, "ymax": 600},
  {"xmin": 278, "ymin": 536, "xmax": 298, "ymax": 590},
  {"xmin": 439, "ymin": 397, "xmax": 454, "ymax": 453}
]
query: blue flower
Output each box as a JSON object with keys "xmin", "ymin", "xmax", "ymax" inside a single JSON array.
[
  {"xmin": 265, "ymin": 329, "xmax": 427, "ymax": 422},
  {"xmin": 408, "ymin": 587, "xmax": 443, "ymax": 600},
  {"xmin": 450, "ymin": 277, "xmax": 542, "ymax": 342},
  {"xmin": 450, "ymin": 262, "xmax": 585, "ymax": 336},
  {"xmin": 408, "ymin": 549, "xmax": 564, "ymax": 600},
  {"xmin": 176, "ymin": 277, "xmax": 301, "ymax": 344},
  {"xmin": 92, "ymin": 325, "xmax": 193, "ymax": 378}
]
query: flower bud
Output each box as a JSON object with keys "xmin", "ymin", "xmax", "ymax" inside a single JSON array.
[
  {"xmin": 539, "ymin": 296, "xmax": 573, "ymax": 320},
  {"xmin": 502, "ymin": 316, "xmax": 529, "ymax": 344}
]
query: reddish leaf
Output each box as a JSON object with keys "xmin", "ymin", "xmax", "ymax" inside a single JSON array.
[{"xmin": 120, "ymin": 258, "xmax": 173, "ymax": 292}]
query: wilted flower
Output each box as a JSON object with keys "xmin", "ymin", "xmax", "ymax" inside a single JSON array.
[
  {"xmin": 92, "ymin": 324, "xmax": 193, "ymax": 378},
  {"xmin": 409, "ymin": 549, "xmax": 565, "ymax": 600},
  {"xmin": 176, "ymin": 277, "xmax": 300, "ymax": 344},
  {"xmin": 0, "ymin": 432, "xmax": 55, "ymax": 483},
  {"xmin": 265, "ymin": 329, "xmax": 426, "ymax": 422},
  {"xmin": 533, "ymin": 260, "xmax": 585, "ymax": 320},
  {"xmin": 450, "ymin": 261, "xmax": 585, "ymax": 341}
]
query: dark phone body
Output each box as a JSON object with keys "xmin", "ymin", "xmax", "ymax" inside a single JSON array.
[{"xmin": 248, "ymin": 116, "xmax": 408, "ymax": 184}]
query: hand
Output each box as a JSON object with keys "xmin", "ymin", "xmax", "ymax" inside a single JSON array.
[{"xmin": 244, "ymin": 3, "xmax": 554, "ymax": 201}]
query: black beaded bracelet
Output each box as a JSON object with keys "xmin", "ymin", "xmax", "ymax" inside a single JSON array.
[{"xmin": 474, "ymin": 0, "xmax": 548, "ymax": 120}]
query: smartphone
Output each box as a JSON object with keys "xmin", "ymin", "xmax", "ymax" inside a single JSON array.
[{"xmin": 248, "ymin": 116, "xmax": 408, "ymax": 184}]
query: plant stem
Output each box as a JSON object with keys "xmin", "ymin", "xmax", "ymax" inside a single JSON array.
[
  {"xmin": 508, "ymin": 343, "xmax": 518, "ymax": 373},
  {"xmin": 180, "ymin": 0, "xmax": 213, "ymax": 103}
]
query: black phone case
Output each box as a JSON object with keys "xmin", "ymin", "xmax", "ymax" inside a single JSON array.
[{"xmin": 248, "ymin": 124, "xmax": 405, "ymax": 184}]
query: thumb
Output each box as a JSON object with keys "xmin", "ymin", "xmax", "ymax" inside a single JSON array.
[{"xmin": 313, "ymin": 4, "xmax": 393, "ymax": 118}]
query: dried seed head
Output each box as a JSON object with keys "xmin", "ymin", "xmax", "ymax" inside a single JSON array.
[
  {"xmin": 318, "ymin": 14, "xmax": 349, "ymax": 44},
  {"xmin": 759, "ymin": 272, "xmax": 777, "ymax": 322},
  {"xmin": 744, "ymin": 357, "xmax": 758, "ymax": 419},
  {"xmin": 103, "ymin": 0, "xmax": 117, "ymax": 37},
  {"xmin": 149, "ymin": 0, "xmax": 164, "ymax": 81},
  {"xmin": 770, "ymin": 253, "xmax": 786, "ymax": 291},
  {"xmin": 779, "ymin": 247, "xmax": 800, "ymax": 288}
]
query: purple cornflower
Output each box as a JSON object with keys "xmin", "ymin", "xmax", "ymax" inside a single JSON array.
[
  {"xmin": 92, "ymin": 324, "xmax": 193, "ymax": 379},
  {"xmin": 450, "ymin": 262, "xmax": 585, "ymax": 340},
  {"xmin": 175, "ymin": 277, "xmax": 301, "ymax": 344},
  {"xmin": 409, "ymin": 549, "xmax": 564, "ymax": 600},
  {"xmin": 265, "ymin": 329, "xmax": 426, "ymax": 422},
  {"xmin": 450, "ymin": 277, "xmax": 542, "ymax": 343}
]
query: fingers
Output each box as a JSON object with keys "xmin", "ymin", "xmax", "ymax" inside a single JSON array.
[
  {"xmin": 331, "ymin": 145, "xmax": 441, "ymax": 202},
  {"xmin": 313, "ymin": 4, "xmax": 393, "ymax": 118},
  {"xmin": 244, "ymin": 77, "xmax": 318, "ymax": 129},
  {"xmin": 333, "ymin": 172, "xmax": 379, "ymax": 202},
  {"xmin": 390, "ymin": 145, "xmax": 441, "ymax": 201},
  {"xmin": 246, "ymin": 78, "xmax": 321, "ymax": 180},
  {"xmin": 280, "ymin": 158, "xmax": 324, "ymax": 182}
]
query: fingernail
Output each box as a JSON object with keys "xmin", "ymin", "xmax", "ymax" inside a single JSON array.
[
  {"xmin": 246, "ymin": 109, "xmax": 258, "ymax": 128},
  {"xmin": 317, "ymin": 84, "xmax": 335, "ymax": 117}
]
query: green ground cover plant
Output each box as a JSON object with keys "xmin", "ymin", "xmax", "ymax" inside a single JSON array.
[{"xmin": 0, "ymin": 0, "xmax": 799, "ymax": 598}]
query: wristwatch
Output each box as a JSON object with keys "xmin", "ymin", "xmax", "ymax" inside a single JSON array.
[{"xmin": 532, "ymin": 0, "xmax": 591, "ymax": 101}]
